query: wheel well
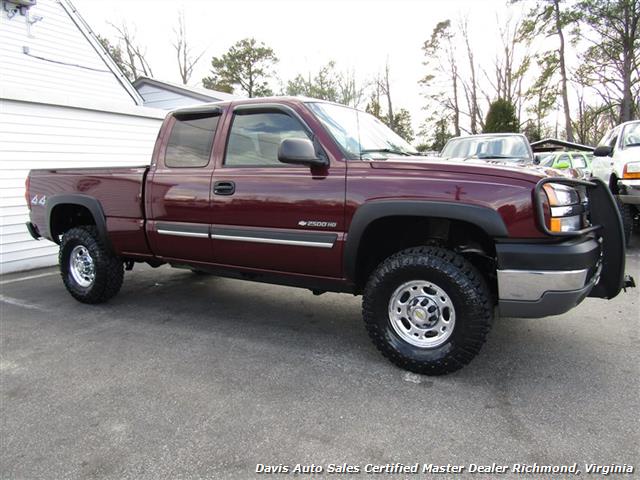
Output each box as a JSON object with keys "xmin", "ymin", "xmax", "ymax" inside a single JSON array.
[
  {"xmin": 353, "ymin": 216, "xmax": 497, "ymax": 294},
  {"xmin": 50, "ymin": 204, "xmax": 96, "ymax": 241}
]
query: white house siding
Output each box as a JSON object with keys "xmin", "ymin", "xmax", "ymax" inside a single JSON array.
[
  {"xmin": 135, "ymin": 84, "xmax": 209, "ymax": 110},
  {"xmin": 0, "ymin": 0, "xmax": 135, "ymax": 106},
  {"xmin": 0, "ymin": 98, "xmax": 164, "ymax": 274},
  {"xmin": 0, "ymin": 0, "xmax": 168, "ymax": 273}
]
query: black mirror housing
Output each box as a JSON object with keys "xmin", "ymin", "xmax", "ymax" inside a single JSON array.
[
  {"xmin": 278, "ymin": 138, "xmax": 327, "ymax": 167},
  {"xmin": 593, "ymin": 145, "xmax": 613, "ymax": 157}
]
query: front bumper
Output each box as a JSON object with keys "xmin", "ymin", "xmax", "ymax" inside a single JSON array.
[
  {"xmin": 496, "ymin": 237, "xmax": 601, "ymax": 318},
  {"xmin": 498, "ymin": 177, "xmax": 632, "ymax": 318},
  {"xmin": 617, "ymin": 179, "xmax": 640, "ymax": 205}
]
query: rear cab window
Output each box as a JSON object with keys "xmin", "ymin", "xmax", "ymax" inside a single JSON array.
[{"xmin": 164, "ymin": 114, "xmax": 220, "ymax": 168}]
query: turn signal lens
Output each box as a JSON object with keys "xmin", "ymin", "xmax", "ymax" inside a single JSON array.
[
  {"xmin": 623, "ymin": 162, "xmax": 640, "ymax": 179},
  {"xmin": 549, "ymin": 215, "xmax": 582, "ymax": 233}
]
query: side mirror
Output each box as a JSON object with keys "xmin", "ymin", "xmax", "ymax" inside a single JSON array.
[
  {"xmin": 593, "ymin": 145, "xmax": 613, "ymax": 157},
  {"xmin": 278, "ymin": 138, "xmax": 328, "ymax": 167},
  {"xmin": 555, "ymin": 160, "xmax": 571, "ymax": 169}
]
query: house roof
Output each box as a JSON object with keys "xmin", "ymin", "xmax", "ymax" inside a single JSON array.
[
  {"xmin": 530, "ymin": 138, "xmax": 595, "ymax": 153},
  {"xmin": 61, "ymin": 0, "xmax": 144, "ymax": 105},
  {"xmin": 133, "ymin": 76, "xmax": 239, "ymax": 102}
]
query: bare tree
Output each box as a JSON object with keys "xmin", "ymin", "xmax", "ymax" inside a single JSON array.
[
  {"xmin": 481, "ymin": 16, "xmax": 530, "ymax": 128},
  {"xmin": 379, "ymin": 61, "xmax": 395, "ymax": 128},
  {"xmin": 173, "ymin": 10, "xmax": 206, "ymax": 85},
  {"xmin": 337, "ymin": 69, "xmax": 366, "ymax": 108},
  {"xmin": 420, "ymin": 20, "xmax": 461, "ymax": 136},
  {"xmin": 576, "ymin": 0, "xmax": 640, "ymax": 122},
  {"xmin": 459, "ymin": 18, "xmax": 482, "ymax": 133},
  {"xmin": 108, "ymin": 21, "xmax": 153, "ymax": 81},
  {"xmin": 517, "ymin": 0, "xmax": 575, "ymax": 140}
]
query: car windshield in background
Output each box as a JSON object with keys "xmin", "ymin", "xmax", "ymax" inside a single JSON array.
[
  {"xmin": 622, "ymin": 122, "xmax": 640, "ymax": 148},
  {"xmin": 307, "ymin": 102, "xmax": 418, "ymax": 159},
  {"xmin": 441, "ymin": 135, "xmax": 531, "ymax": 161}
]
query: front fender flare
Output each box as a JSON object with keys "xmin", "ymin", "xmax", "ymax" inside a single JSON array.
[{"xmin": 343, "ymin": 200, "xmax": 508, "ymax": 283}]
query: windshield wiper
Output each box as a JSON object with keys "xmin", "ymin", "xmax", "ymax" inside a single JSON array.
[
  {"xmin": 625, "ymin": 142, "xmax": 640, "ymax": 147},
  {"xmin": 476, "ymin": 154, "xmax": 516, "ymax": 159},
  {"xmin": 361, "ymin": 148, "xmax": 414, "ymax": 157}
]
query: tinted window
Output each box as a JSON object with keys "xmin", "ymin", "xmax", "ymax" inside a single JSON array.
[
  {"xmin": 165, "ymin": 115, "xmax": 219, "ymax": 168},
  {"xmin": 225, "ymin": 112, "xmax": 309, "ymax": 166}
]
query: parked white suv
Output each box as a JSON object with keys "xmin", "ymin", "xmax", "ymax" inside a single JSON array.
[{"xmin": 592, "ymin": 120, "xmax": 640, "ymax": 242}]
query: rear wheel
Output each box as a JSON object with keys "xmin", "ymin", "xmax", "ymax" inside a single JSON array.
[
  {"xmin": 363, "ymin": 246, "xmax": 493, "ymax": 375},
  {"xmin": 60, "ymin": 226, "xmax": 123, "ymax": 304}
]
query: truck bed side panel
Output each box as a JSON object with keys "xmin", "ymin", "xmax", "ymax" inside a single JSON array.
[{"xmin": 28, "ymin": 166, "xmax": 151, "ymax": 256}]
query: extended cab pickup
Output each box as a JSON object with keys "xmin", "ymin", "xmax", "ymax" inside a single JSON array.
[{"xmin": 26, "ymin": 97, "xmax": 634, "ymax": 375}]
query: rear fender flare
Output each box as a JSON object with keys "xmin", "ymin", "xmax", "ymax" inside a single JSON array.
[
  {"xmin": 45, "ymin": 194, "xmax": 112, "ymax": 252},
  {"xmin": 344, "ymin": 200, "xmax": 508, "ymax": 282}
]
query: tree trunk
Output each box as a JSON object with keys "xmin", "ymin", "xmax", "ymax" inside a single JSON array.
[
  {"xmin": 554, "ymin": 0, "xmax": 574, "ymax": 141},
  {"xmin": 620, "ymin": 1, "xmax": 633, "ymax": 122},
  {"xmin": 452, "ymin": 66, "xmax": 461, "ymax": 137}
]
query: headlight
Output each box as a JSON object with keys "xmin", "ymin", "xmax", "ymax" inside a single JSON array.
[
  {"xmin": 542, "ymin": 183, "xmax": 586, "ymax": 233},
  {"xmin": 623, "ymin": 162, "xmax": 640, "ymax": 179},
  {"xmin": 543, "ymin": 183, "xmax": 580, "ymax": 206}
]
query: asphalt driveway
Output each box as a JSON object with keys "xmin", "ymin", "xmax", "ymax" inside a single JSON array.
[{"xmin": 1, "ymin": 245, "xmax": 639, "ymax": 479}]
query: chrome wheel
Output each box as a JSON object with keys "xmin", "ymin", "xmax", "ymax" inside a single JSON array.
[
  {"xmin": 69, "ymin": 245, "xmax": 95, "ymax": 288},
  {"xmin": 388, "ymin": 280, "xmax": 456, "ymax": 348}
]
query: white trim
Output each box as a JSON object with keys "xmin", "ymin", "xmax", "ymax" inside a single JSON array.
[
  {"xmin": 58, "ymin": 0, "xmax": 144, "ymax": 106},
  {"xmin": 1, "ymin": 86, "xmax": 167, "ymax": 119}
]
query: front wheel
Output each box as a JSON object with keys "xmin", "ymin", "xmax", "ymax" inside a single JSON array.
[
  {"xmin": 363, "ymin": 246, "xmax": 493, "ymax": 375},
  {"xmin": 60, "ymin": 226, "xmax": 123, "ymax": 304}
]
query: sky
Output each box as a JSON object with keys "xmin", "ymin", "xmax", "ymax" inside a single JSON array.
[{"xmin": 73, "ymin": 0, "xmax": 531, "ymax": 137}]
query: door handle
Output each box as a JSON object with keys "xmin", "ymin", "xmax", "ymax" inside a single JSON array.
[{"xmin": 213, "ymin": 181, "xmax": 235, "ymax": 195}]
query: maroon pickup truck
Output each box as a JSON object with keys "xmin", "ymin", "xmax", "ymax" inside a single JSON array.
[{"xmin": 26, "ymin": 97, "xmax": 633, "ymax": 374}]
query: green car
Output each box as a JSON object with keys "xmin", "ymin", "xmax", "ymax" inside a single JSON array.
[{"xmin": 539, "ymin": 151, "xmax": 594, "ymax": 178}]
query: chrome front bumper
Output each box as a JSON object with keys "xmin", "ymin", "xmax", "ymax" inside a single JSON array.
[
  {"xmin": 497, "ymin": 269, "xmax": 589, "ymax": 302},
  {"xmin": 497, "ymin": 267, "xmax": 599, "ymax": 318}
]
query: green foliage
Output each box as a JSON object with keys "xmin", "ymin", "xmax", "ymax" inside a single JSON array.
[
  {"xmin": 97, "ymin": 34, "xmax": 132, "ymax": 81},
  {"xmin": 365, "ymin": 92, "xmax": 383, "ymax": 120},
  {"xmin": 364, "ymin": 93, "xmax": 414, "ymax": 142},
  {"xmin": 202, "ymin": 38, "xmax": 278, "ymax": 97},
  {"xmin": 419, "ymin": 115, "xmax": 453, "ymax": 151},
  {"xmin": 430, "ymin": 117, "xmax": 454, "ymax": 151},
  {"xmin": 285, "ymin": 62, "xmax": 365, "ymax": 107},
  {"xmin": 484, "ymin": 99, "xmax": 519, "ymax": 133},
  {"xmin": 286, "ymin": 62, "xmax": 339, "ymax": 101},
  {"xmin": 388, "ymin": 108, "xmax": 415, "ymax": 142}
]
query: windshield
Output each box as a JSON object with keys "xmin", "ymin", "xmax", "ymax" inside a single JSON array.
[
  {"xmin": 622, "ymin": 122, "xmax": 640, "ymax": 148},
  {"xmin": 441, "ymin": 135, "xmax": 531, "ymax": 161},
  {"xmin": 307, "ymin": 102, "xmax": 418, "ymax": 158}
]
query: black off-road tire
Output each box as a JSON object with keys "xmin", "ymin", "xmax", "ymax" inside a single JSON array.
[
  {"xmin": 59, "ymin": 226, "xmax": 123, "ymax": 304},
  {"xmin": 615, "ymin": 197, "xmax": 633, "ymax": 245},
  {"xmin": 363, "ymin": 246, "xmax": 493, "ymax": 375}
]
